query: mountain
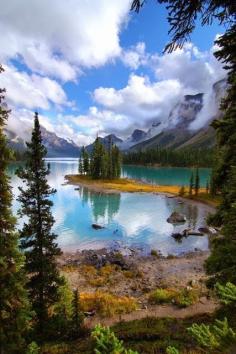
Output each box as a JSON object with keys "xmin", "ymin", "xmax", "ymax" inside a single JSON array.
[
  {"xmin": 6, "ymin": 126, "xmax": 81, "ymax": 157},
  {"xmin": 128, "ymin": 79, "xmax": 227, "ymax": 152},
  {"xmin": 85, "ymin": 134, "xmax": 123, "ymax": 153}
]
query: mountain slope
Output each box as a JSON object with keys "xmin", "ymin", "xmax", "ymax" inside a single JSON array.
[
  {"xmin": 6, "ymin": 127, "xmax": 81, "ymax": 157},
  {"xmin": 85, "ymin": 134, "xmax": 123, "ymax": 153}
]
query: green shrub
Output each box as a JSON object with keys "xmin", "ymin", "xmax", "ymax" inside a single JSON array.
[
  {"xmin": 166, "ymin": 346, "xmax": 180, "ymax": 354},
  {"xmin": 92, "ymin": 324, "xmax": 139, "ymax": 354},
  {"xmin": 215, "ymin": 282, "xmax": 236, "ymax": 305},
  {"xmin": 150, "ymin": 249, "xmax": 159, "ymax": 257},
  {"xmin": 175, "ymin": 288, "xmax": 199, "ymax": 308},
  {"xmin": 26, "ymin": 342, "xmax": 40, "ymax": 354},
  {"xmin": 149, "ymin": 288, "xmax": 177, "ymax": 304},
  {"xmin": 188, "ymin": 317, "xmax": 236, "ymax": 350},
  {"xmin": 149, "ymin": 288, "xmax": 199, "ymax": 307}
]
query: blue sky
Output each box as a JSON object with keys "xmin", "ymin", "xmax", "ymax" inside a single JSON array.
[{"xmin": 0, "ymin": 0, "xmax": 226, "ymax": 145}]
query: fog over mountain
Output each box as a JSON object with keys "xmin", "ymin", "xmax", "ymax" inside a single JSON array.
[{"xmin": 6, "ymin": 77, "xmax": 227, "ymax": 156}]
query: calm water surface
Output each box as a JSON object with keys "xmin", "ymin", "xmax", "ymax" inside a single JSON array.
[{"xmin": 9, "ymin": 159, "xmax": 213, "ymax": 255}]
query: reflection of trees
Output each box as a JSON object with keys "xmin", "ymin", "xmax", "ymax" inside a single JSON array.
[
  {"xmin": 80, "ymin": 187, "xmax": 120, "ymax": 222},
  {"xmin": 186, "ymin": 204, "xmax": 198, "ymax": 229}
]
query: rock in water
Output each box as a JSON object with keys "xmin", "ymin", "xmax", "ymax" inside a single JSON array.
[
  {"xmin": 167, "ymin": 212, "xmax": 186, "ymax": 224},
  {"xmin": 92, "ymin": 224, "xmax": 105, "ymax": 230}
]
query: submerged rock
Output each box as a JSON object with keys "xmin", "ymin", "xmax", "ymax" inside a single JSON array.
[
  {"xmin": 167, "ymin": 212, "xmax": 186, "ymax": 224},
  {"xmin": 92, "ymin": 224, "xmax": 105, "ymax": 230}
]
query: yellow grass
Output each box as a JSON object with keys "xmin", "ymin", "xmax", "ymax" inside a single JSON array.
[
  {"xmin": 65, "ymin": 174, "xmax": 220, "ymax": 207},
  {"xmin": 66, "ymin": 174, "xmax": 196, "ymax": 195},
  {"xmin": 80, "ymin": 291, "xmax": 137, "ymax": 317}
]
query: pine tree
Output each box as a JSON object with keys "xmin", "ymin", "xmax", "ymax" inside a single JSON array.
[
  {"xmin": 194, "ymin": 168, "xmax": 200, "ymax": 196},
  {"xmin": 16, "ymin": 112, "xmax": 64, "ymax": 339},
  {"xmin": 0, "ymin": 65, "xmax": 30, "ymax": 353},
  {"xmin": 189, "ymin": 172, "xmax": 194, "ymax": 197},
  {"xmin": 78, "ymin": 157, "xmax": 83, "ymax": 175},
  {"xmin": 72, "ymin": 288, "xmax": 84, "ymax": 337},
  {"xmin": 112, "ymin": 145, "xmax": 122, "ymax": 179},
  {"xmin": 90, "ymin": 138, "xmax": 106, "ymax": 179},
  {"xmin": 206, "ymin": 179, "xmax": 209, "ymax": 194},
  {"xmin": 83, "ymin": 149, "xmax": 90, "ymax": 174}
]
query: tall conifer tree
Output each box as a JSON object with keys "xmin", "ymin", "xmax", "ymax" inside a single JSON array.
[
  {"xmin": 17, "ymin": 113, "xmax": 63, "ymax": 338},
  {"xmin": 194, "ymin": 168, "xmax": 200, "ymax": 196},
  {"xmin": 0, "ymin": 65, "xmax": 30, "ymax": 353}
]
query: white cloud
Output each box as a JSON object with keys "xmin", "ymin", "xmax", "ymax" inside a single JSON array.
[
  {"xmin": 0, "ymin": 0, "xmax": 131, "ymax": 81},
  {"xmin": 0, "ymin": 65, "xmax": 67, "ymax": 109},
  {"xmin": 121, "ymin": 42, "xmax": 148, "ymax": 69},
  {"xmin": 152, "ymin": 43, "xmax": 226, "ymax": 93}
]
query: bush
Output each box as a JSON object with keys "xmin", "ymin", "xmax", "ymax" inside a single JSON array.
[
  {"xmin": 175, "ymin": 288, "xmax": 199, "ymax": 308},
  {"xmin": 215, "ymin": 282, "xmax": 236, "ymax": 305},
  {"xmin": 80, "ymin": 291, "xmax": 137, "ymax": 317},
  {"xmin": 92, "ymin": 324, "xmax": 139, "ymax": 354},
  {"xmin": 149, "ymin": 288, "xmax": 177, "ymax": 304},
  {"xmin": 149, "ymin": 288, "xmax": 199, "ymax": 307},
  {"xmin": 188, "ymin": 317, "xmax": 236, "ymax": 350},
  {"xmin": 166, "ymin": 346, "xmax": 180, "ymax": 354}
]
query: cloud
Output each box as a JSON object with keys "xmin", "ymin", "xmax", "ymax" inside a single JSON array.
[
  {"xmin": 152, "ymin": 43, "xmax": 226, "ymax": 93},
  {"xmin": 93, "ymin": 74, "xmax": 183, "ymax": 135},
  {"xmin": 121, "ymin": 42, "xmax": 149, "ymax": 69},
  {"xmin": 0, "ymin": 64, "xmax": 67, "ymax": 109},
  {"xmin": 0, "ymin": 0, "xmax": 131, "ymax": 81}
]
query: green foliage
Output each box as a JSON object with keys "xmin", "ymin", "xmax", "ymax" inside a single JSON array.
[
  {"xmin": 71, "ymin": 288, "xmax": 84, "ymax": 337},
  {"xmin": 189, "ymin": 172, "xmax": 194, "ymax": 197},
  {"xmin": 166, "ymin": 346, "xmax": 180, "ymax": 354},
  {"xmin": 194, "ymin": 168, "xmax": 200, "ymax": 196},
  {"xmin": 92, "ymin": 324, "xmax": 139, "ymax": 354},
  {"xmin": 16, "ymin": 113, "xmax": 64, "ymax": 337},
  {"xmin": 88, "ymin": 137, "xmax": 121, "ymax": 180},
  {"xmin": 26, "ymin": 342, "xmax": 40, "ymax": 354},
  {"xmin": 188, "ymin": 317, "xmax": 236, "ymax": 350},
  {"xmin": 216, "ymin": 282, "xmax": 236, "ymax": 305},
  {"xmin": 123, "ymin": 147, "xmax": 214, "ymax": 167},
  {"xmin": 149, "ymin": 288, "xmax": 176, "ymax": 304},
  {"xmin": 0, "ymin": 64, "xmax": 31, "ymax": 353},
  {"xmin": 174, "ymin": 288, "xmax": 199, "ymax": 308},
  {"xmin": 149, "ymin": 288, "xmax": 199, "ymax": 308}
]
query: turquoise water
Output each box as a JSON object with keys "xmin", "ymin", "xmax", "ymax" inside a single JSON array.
[
  {"xmin": 8, "ymin": 159, "xmax": 213, "ymax": 255},
  {"xmin": 123, "ymin": 165, "xmax": 211, "ymax": 187}
]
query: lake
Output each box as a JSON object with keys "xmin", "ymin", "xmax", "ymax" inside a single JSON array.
[{"xmin": 8, "ymin": 159, "xmax": 213, "ymax": 256}]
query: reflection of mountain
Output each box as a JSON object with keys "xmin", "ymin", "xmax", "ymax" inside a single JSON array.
[{"xmin": 80, "ymin": 188, "xmax": 120, "ymax": 223}]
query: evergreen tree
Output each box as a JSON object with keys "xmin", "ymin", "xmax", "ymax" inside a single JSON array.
[
  {"xmin": 206, "ymin": 179, "xmax": 209, "ymax": 194},
  {"xmin": 194, "ymin": 168, "xmax": 200, "ymax": 196},
  {"xmin": 78, "ymin": 157, "xmax": 83, "ymax": 175},
  {"xmin": 112, "ymin": 145, "xmax": 122, "ymax": 179},
  {"xmin": 0, "ymin": 65, "xmax": 30, "ymax": 353},
  {"xmin": 90, "ymin": 137, "xmax": 106, "ymax": 179},
  {"xmin": 16, "ymin": 113, "xmax": 64, "ymax": 339},
  {"xmin": 189, "ymin": 172, "xmax": 194, "ymax": 197},
  {"xmin": 72, "ymin": 288, "xmax": 84, "ymax": 337},
  {"xmin": 83, "ymin": 148, "xmax": 90, "ymax": 174},
  {"xmin": 107, "ymin": 136, "xmax": 113, "ymax": 179}
]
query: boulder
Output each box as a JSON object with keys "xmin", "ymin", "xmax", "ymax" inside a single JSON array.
[
  {"xmin": 167, "ymin": 212, "xmax": 186, "ymax": 224},
  {"xmin": 92, "ymin": 224, "xmax": 104, "ymax": 230},
  {"xmin": 198, "ymin": 226, "xmax": 217, "ymax": 234},
  {"xmin": 186, "ymin": 229, "xmax": 204, "ymax": 236}
]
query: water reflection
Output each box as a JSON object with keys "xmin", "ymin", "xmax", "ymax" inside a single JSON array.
[
  {"xmin": 8, "ymin": 159, "xmax": 214, "ymax": 255},
  {"xmin": 80, "ymin": 188, "xmax": 120, "ymax": 223}
]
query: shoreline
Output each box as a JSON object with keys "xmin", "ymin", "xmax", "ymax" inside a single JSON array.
[{"xmin": 65, "ymin": 174, "xmax": 219, "ymax": 207}]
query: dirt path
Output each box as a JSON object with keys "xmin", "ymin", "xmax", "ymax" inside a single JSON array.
[{"xmin": 84, "ymin": 299, "xmax": 218, "ymax": 328}]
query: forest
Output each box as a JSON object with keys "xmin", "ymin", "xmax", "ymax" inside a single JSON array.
[{"xmin": 123, "ymin": 147, "xmax": 214, "ymax": 167}]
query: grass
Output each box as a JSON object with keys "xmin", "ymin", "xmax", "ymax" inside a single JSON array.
[
  {"xmin": 80, "ymin": 291, "xmax": 138, "ymax": 317},
  {"xmin": 65, "ymin": 174, "xmax": 220, "ymax": 206},
  {"xmin": 148, "ymin": 287, "xmax": 200, "ymax": 308}
]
